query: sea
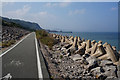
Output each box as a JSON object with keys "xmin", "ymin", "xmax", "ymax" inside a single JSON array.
[{"xmin": 51, "ymin": 32, "xmax": 120, "ymax": 51}]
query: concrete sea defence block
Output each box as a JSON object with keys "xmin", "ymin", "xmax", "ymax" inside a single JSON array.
[
  {"xmin": 91, "ymin": 43, "xmax": 98, "ymax": 55},
  {"xmin": 86, "ymin": 40, "xmax": 91, "ymax": 50},
  {"xmin": 69, "ymin": 36, "xmax": 74, "ymax": 43},
  {"xmin": 91, "ymin": 44, "xmax": 106, "ymax": 58},
  {"xmin": 72, "ymin": 36, "xmax": 78, "ymax": 48},
  {"xmin": 98, "ymin": 40, "xmax": 102, "ymax": 45},
  {"xmin": 98, "ymin": 54, "xmax": 109, "ymax": 60},
  {"xmin": 78, "ymin": 42, "xmax": 86, "ymax": 50},
  {"xmin": 64, "ymin": 36, "xmax": 70, "ymax": 43},
  {"xmin": 91, "ymin": 40, "xmax": 96, "ymax": 47},
  {"xmin": 52, "ymin": 33, "xmax": 120, "ymax": 66},
  {"xmin": 103, "ymin": 42, "xmax": 108, "ymax": 48},
  {"xmin": 105, "ymin": 44, "xmax": 117, "ymax": 63},
  {"xmin": 75, "ymin": 42, "xmax": 86, "ymax": 55},
  {"xmin": 61, "ymin": 36, "xmax": 65, "ymax": 43},
  {"xmin": 78, "ymin": 37, "xmax": 81, "ymax": 42}
]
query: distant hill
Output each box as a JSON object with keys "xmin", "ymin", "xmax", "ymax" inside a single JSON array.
[{"xmin": 2, "ymin": 17, "xmax": 42, "ymax": 31}]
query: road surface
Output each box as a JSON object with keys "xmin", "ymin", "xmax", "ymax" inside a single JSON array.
[{"xmin": 1, "ymin": 32, "xmax": 43, "ymax": 79}]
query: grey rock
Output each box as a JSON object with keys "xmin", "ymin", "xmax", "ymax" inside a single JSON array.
[
  {"xmin": 82, "ymin": 53, "xmax": 90, "ymax": 59},
  {"xmin": 75, "ymin": 48, "xmax": 85, "ymax": 55},
  {"xmin": 103, "ymin": 65, "xmax": 117, "ymax": 77},
  {"xmin": 62, "ymin": 44, "xmax": 72, "ymax": 49},
  {"xmin": 71, "ymin": 54, "xmax": 83, "ymax": 61},
  {"xmin": 61, "ymin": 47, "xmax": 66, "ymax": 51},
  {"xmin": 117, "ymin": 65, "xmax": 120, "ymax": 78},
  {"xmin": 64, "ymin": 53, "xmax": 71, "ymax": 57},
  {"xmin": 82, "ymin": 59, "xmax": 89, "ymax": 65},
  {"xmin": 90, "ymin": 67, "xmax": 105, "ymax": 77},
  {"xmin": 100, "ymin": 60, "xmax": 113, "ymax": 66},
  {"xmin": 86, "ymin": 56, "xmax": 100, "ymax": 71}
]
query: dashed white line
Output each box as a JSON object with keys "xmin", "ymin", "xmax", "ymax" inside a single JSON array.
[
  {"xmin": 0, "ymin": 33, "xmax": 31, "ymax": 57},
  {"xmin": 34, "ymin": 32, "xmax": 43, "ymax": 79}
]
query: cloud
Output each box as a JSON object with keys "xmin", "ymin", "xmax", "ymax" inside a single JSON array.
[
  {"xmin": 69, "ymin": 9, "xmax": 86, "ymax": 15},
  {"xmin": 3, "ymin": 5, "xmax": 31, "ymax": 18},
  {"xmin": 59, "ymin": 2, "xmax": 70, "ymax": 7},
  {"xmin": 45, "ymin": 2, "xmax": 70, "ymax": 7},
  {"xmin": 2, "ymin": 2, "xmax": 14, "ymax": 7},
  {"xmin": 111, "ymin": 7, "xmax": 117, "ymax": 11},
  {"xmin": 38, "ymin": 11, "xmax": 47, "ymax": 15},
  {"xmin": 1, "ymin": 0, "xmax": 119, "ymax": 2}
]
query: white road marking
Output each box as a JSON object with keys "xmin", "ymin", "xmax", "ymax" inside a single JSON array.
[
  {"xmin": 0, "ymin": 33, "xmax": 31, "ymax": 57},
  {"xmin": 34, "ymin": 32, "xmax": 43, "ymax": 79}
]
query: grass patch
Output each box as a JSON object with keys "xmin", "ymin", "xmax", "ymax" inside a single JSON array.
[
  {"xmin": 2, "ymin": 40, "xmax": 16, "ymax": 48},
  {"xmin": 36, "ymin": 30, "xmax": 58, "ymax": 49},
  {"xmin": 60, "ymin": 55, "xmax": 63, "ymax": 59}
]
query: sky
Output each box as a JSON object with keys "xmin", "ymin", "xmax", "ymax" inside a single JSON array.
[{"xmin": 2, "ymin": 2, "xmax": 118, "ymax": 32}]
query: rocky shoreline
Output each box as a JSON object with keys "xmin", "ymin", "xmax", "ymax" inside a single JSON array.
[{"xmin": 40, "ymin": 33, "xmax": 120, "ymax": 80}]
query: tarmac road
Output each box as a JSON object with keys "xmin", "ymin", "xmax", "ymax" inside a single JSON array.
[{"xmin": 2, "ymin": 32, "xmax": 43, "ymax": 79}]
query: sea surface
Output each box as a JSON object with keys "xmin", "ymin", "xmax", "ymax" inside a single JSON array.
[{"xmin": 51, "ymin": 32, "xmax": 120, "ymax": 51}]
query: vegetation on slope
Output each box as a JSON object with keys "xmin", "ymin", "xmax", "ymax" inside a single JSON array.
[
  {"xmin": 36, "ymin": 30, "xmax": 58, "ymax": 49},
  {"xmin": 2, "ymin": 19, "xmax": 30, "ymax": 48},
  {"xmin": 2, "ymin": 40, "xmax": 16, "ymax": 48},
  {"xmin": 2, "ymin": 20, "xmax": 23, "ymax": 28},
  {"xmin": 2, "ymin": 17, "xmax": 42, "ymax": 31}
]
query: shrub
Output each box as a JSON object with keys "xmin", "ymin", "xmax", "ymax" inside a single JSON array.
[
  {"xmin": 2, "ymin": 40, "xmax": 16, "ymax": 48},
  {"xmin": 60, "ymin": 55, "xmax": 63, "ymax": 59},
  {"xmin": 36, "ymin": 30, "xmax": 58, "ymax": 49}
]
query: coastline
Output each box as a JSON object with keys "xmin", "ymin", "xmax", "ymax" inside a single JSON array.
[
  {"xmin": 51, "ymin": 32, "xmax": 119, "ymax": 51},
  {"xmin": 38, "ymin": 32, "xmax": 120, "ymax": 79}
]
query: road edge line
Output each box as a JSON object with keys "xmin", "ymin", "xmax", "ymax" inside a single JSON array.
[
  {"xmin": 0, "ymin": 33, "xmax": 31, "ymax": 57},
  {"xmin": 34, "ymin": 32, "xmax": 43, "ymax": 79}
]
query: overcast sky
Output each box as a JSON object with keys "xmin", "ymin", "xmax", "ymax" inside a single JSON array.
[{"xmin": 2, "ymin": 2, "xmax": 118, "ymax": 32}]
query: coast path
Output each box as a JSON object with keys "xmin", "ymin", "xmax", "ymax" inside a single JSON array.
[{"xmin": 1, "ymin": 32, "xmax": 47, "ymax": 79}]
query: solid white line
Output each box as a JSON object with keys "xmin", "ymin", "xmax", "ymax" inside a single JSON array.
[
  {"xmin": 0, "ymin": 33, "xmax": 31, "ymax": 57},
  {"xmin": 34, "ymin": 32, "xmax": 43, "ymax": 79}
]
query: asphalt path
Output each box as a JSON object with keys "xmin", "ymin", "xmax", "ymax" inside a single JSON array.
[{"xmin": 2, "ymin": 32, "xmax": 42, "ymax": 79}]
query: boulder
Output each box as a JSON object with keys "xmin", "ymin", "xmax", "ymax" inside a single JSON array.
[
  {"xmin": 86, "ymin": 56, "xmax": 100, "ymax": 71},
  {"xmin": 90, "ymin": 67, "xmax": 105, "ymax": 78},
  {"xmin": 71, "ymin": 54, "xmax": 83, "ymax": 61},
  {"xmin": 64, "ymin": 53, "xmax": 71, "ymax": 57},
  {"xmin": 82, "ymin": 53, "xmax": 90, "ymax": 59},
  {"xmin": 117, "ymin": 65, "xmax": 120, "ymax": 78},
  {"xmin": 103, "ymin": 65, "xmax": 117, "ymax": 77},
  {"xmin": 82, "ymin": 59, "xmax": 89, "ymax": 65},
  {"xmin": 99, "ymin": 60, "xmax": 113, "ymax": 66}
]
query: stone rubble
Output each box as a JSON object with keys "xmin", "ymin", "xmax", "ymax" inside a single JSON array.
[
  {"xmin": 2, "ymin": 26, "xmax": 30, "ymax": 48},
  {"xmin": 40, "ymin": 33, "xmax": 120, "ymax": 79}
]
